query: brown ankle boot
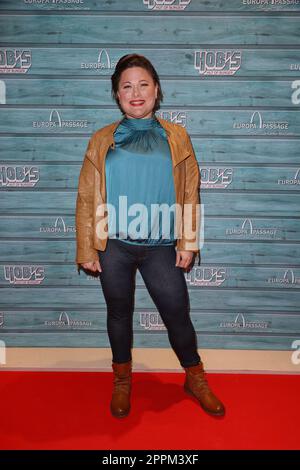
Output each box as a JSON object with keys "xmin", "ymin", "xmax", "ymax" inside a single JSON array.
[
  {"xmin": 110, "ymin": 361, "xmax": 132, "ymax": 418},
  {"xmin": 184, "ymin": 362, "xmax": 225, "ymax": 416}
]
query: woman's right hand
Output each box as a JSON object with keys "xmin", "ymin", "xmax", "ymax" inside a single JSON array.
[{"xmin": 81, "ymin": 260, "xmax": 102, "ymax": 273}]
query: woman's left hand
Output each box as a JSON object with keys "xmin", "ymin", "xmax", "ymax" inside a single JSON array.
[{"xmin": 175, "ymin": 250, "xmax": 194, "ymax": 271}]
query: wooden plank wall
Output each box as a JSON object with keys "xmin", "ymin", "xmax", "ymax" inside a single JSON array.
[{"xmin": 0, "ymin": 1, "xmax": 300, "ymax": 368}]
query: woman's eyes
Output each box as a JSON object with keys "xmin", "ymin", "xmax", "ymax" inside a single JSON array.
[{"xmin": 123, "ymin": 84, "xmax": 149, "ymax": 89}]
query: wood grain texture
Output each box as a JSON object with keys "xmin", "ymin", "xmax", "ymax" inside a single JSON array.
[
  {"xmin": 1, "ymin": 109, "xmax": 299, "ymax": 135},
  {"xmin": 1, "ymin": 0, "xmax": 300, "ymax": 12},
  {"xmin": 1, "ymin": 15, "xmax": 300, "ymax": 45},
  {"xmin": 0, "ymin": 4, "xmax": 299, "ymax": 354},
  {"xmin": 1, "ymin": 48, "xmax": 300, "ymax": 77},
  {"xmin": 2, "ymin": 79, "xmax": 299, "ymax": 106},
  {"xmin": 1, "ymin": 137, "xmax": 300, "ymax": 164},
  {"xmin": 1, "ymin": 191, "xmax": 300, "ymax": 216}
]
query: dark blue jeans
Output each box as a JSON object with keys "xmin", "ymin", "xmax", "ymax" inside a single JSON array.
[{"xmin": 98, "ymin": 238, "xmax": 201, "ymax": 368}]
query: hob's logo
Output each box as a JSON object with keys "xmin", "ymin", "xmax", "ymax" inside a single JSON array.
[
  {"xmin": 0, "ymin": 49, "xmax": 31, "ymax": 73},
  {"xmin": 4, "ymin": 265, "xmax": 45, "ymax": 285},
  {"xmin": 194, "ymin": 50, "xmax": 241, "ymax": 75},
  {"xmin": 0, "ymin": 166, "xmax": 39, "ymax": 187},
  {"xmin": 156, "ymin": 111, "xmax": 187, "ymax": 127},
  {"xmin": 200, "ymin": 167, "xmax": 233, "ymax": 188},
  {"xmin": 140, "ymin": 312, "xmax": 166, "ymax": 330},
  {"xmin": 143, "ymin": 0, "xmax": 191, "ymax": 10},
  {"xmin": 186, "ymin": 267, "xmax": 226, "ymax": 287}
]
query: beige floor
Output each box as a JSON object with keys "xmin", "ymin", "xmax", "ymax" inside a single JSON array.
[{"xmin": 1, "ymin": 348, "xmax": 300, "ymax": 373}]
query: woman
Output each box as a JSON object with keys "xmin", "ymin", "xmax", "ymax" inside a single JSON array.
[{"xmin": 75, "ymin": 54, "xmax": 225, "ymax": 418}]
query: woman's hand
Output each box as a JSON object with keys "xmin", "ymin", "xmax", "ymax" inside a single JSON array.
[
  {"xmin": 175, "ymin": 250, "xmax": 194, "ymax": 272},
  {"xmin": 81, "ymin": 260, "xmax": 102, "ymax": 273}
]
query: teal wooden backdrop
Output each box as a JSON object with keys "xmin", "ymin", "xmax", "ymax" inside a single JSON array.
[{"xmin": 0, "ymin": 0, "xmax": 300, "ymax": 353}]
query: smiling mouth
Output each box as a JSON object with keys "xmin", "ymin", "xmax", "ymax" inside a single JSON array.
[{"xmin": 130, "ymin": 101, "xmax": 145, "ymax": 106}]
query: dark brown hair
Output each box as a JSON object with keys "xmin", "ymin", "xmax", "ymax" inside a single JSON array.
[{"xmin": 111, "ymin": 54, "xmax": 164, "ymax": 115}]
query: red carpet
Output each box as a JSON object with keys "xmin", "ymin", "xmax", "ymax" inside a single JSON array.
[{"xmin": 0, "ymin": 371, "xmax": 299, "ymax": 450}]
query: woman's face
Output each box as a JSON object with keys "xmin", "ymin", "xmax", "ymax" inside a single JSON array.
[{"xmin": 116, "ymin": 66, "xmax": 158, "ymax": 119}]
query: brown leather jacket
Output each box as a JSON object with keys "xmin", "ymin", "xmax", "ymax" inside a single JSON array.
[{"xmin": 75, "ymin": 115, "xmax": 201, "ymax": 270}]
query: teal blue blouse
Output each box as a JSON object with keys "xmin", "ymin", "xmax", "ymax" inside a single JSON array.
[{"xmin": 105, "ymin": 115, "xmax": 176, "ymax": 246}]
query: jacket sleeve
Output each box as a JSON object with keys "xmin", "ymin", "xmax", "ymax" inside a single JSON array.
[
  {"xmin": 176, "ymin": 130, "xmax": 201, "ymax": 254},
  {"xmin": 75, "ymin": 137, "xmax": 99, "ymax": 268}
]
